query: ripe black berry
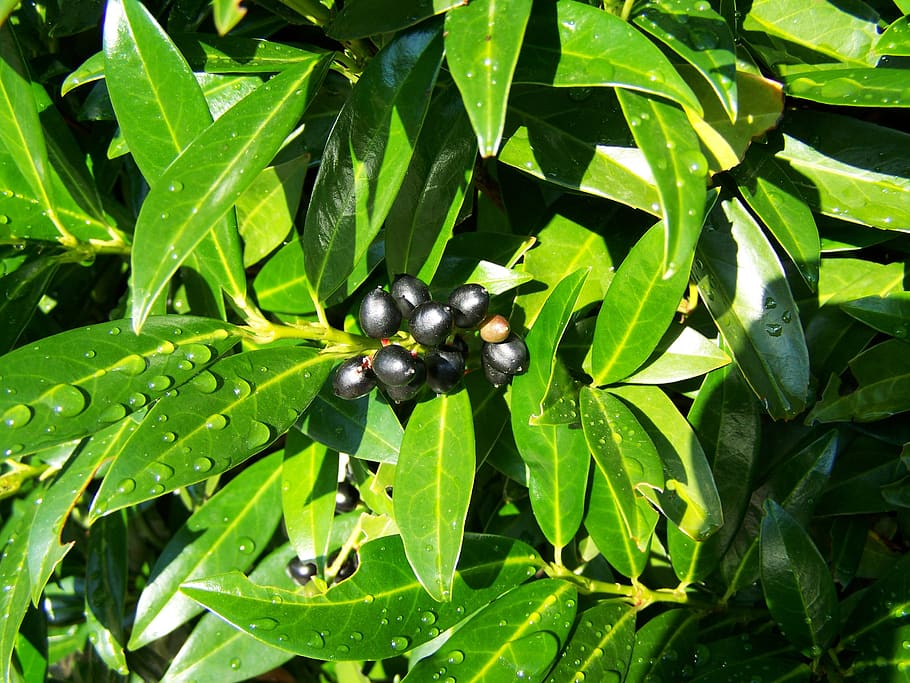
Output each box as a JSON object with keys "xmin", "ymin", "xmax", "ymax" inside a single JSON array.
[
  {"xmin": 479, "ymin": 314, "xmax": 511, "ymax": 343},
  {"xmin": 335, "ymin": 480, "xmax": 360, "ymax": 513},
  {"xmin": 425, "ymin": 346, "xmax": 466, "ymax": 394},
  {"xmin": 359, "ymin": 287, "xmax": 402, "ymax": 338},
  {"xmin": 410, "ymin": 301, "xmax": 454, "ymax": 346},
  {"xmin": 448, "ymin": 284, "xmax": 490, "ymax": 328},
  {"xmin": 382, "ymin": 380, "xmax": 423, "ymax": 403},
  {"xmin": 372, "ymin": 344, "xmax": 424, "ymax": 387},
  {"xmin": 333, "ymin": 356, "xmax": 376, "ymax": 400},
  {"xmin": 482, "ymin": 358, "xmax": 512, "ymax": 387},
  {"xmin": 391, "ymin": 274, "xmax": 431, "ymax": 319},
  {"xmin": 482, "ymin": 334, "xmax": 530, "ymax": 376},
  {"xmin": 286, "ymin": 557, "xmax": 318, "ymax": 585}
]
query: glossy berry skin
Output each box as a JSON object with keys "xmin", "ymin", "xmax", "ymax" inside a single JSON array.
[
  {"xmin": 391, "ymin": 274, "xmax": 431, "ymax": 319},
  {"xmin": 425, "ymin": 346, "xmax": 466, "ymax": 394},
  {"xmin": 372, "ymin": 344, "xmax": 424, "ymax": 387},
  {"xmin": 335, "ymin": 480, "xmax": 360, "ymax": 513},
  {"xmin": 482, "ymin": 358, "xmax": 512, "ymax": 387},
  {"xmin": 333, "ymin": 356, "xmax": 376, "ymax": 400},
  {"xmin": 479, "ymin": 314, "xmax": 511, "ymax": 343},
  {"xmin": 482, "ymin": 333, "xmax": 530, "ymax": 376},
  {"xmin": 380, "ymin": 359, "xmax": 426, "ymax": 402},
  {"xmin": 286, "ymin": 557, "xmax": 318, "ymax": 585},
  {"xmin": 409, "ymin": 301, "xmax": 454, "ymax": 346},
  {"xmin": 359, "ymin": 288, "xmax": 402, "ymax": 338},
  {"xmin": 448, "ymin": 284, "xmax": 490, "ymax": 328}
]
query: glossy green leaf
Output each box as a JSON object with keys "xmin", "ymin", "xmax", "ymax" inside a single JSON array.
[
  {"xmin": 303, "ymin": 22, "xmax": 442, "ymax": 300},
  {"xmin": 876, "ymin": 15, "xmax": 910, "ymax": 56},
  {"xmin": 777, "ymin": 111, "xmax": 910, "ymax": 231},
  {"xmin": 544, "ymin": 602, "xmax": 636, "ymax": 683},
  {"xmin": 404, "ymin": 579, "xmax": 577, "ymax": 682},
  {"xmin": 693, "ymin": 197, "xmax": 810, "ymax": 419},
  {"xmin": 760, "ymin": 500, "xmax": 838, "ymax": 654},
  {"xmin": 444, "ymin": 0, "xmax": 531, "ymax": 156},
  {"xmin": 499, "ymin": 86, "xmax": 660, "ymax": 214},
  {"xmin": 623, "ymin": 326, "xmax": 731, "ymax": 385},
  {"xmin": 395, "ymin": 389, "xmax": 475, "ymax": 602},
  {"xmin": 298, "ymin": 384, "xmax": 403, "ymax": 465},
  {"xmin": 60, "ymin": 51, "xmax": 103, "ymax": 95},
  {"xmin": 839, "ymin": 551, "xmax": 910, "ymax": 657},
  {"xmin": 515, "ymin": 1, "xmax": 701, "ymax": 114},
  {"xmin": 511, "ymin": 270, "xmax": 591, "ymax": 550},
  {"xmin": 0, "ymin": 251, "xmax": 58, "ymax": 355},
  {"xmin": 743, "ymin": 0, "xmax": 879, "ymax": 66},
  {"xmin": 632, "ymin": 0, "xmax": 737, "ymax": 120},
  {"xmin": 385, "ymin": 80, "xmax": 476, "ymax": 281},
  {"xmin": 609, "ymin": 385, "xmax": 723, "ymax": 541},
  {"xmin": 806, "ymin": 339, "xmax": 910, "ymax": 424},
  {"xmin": 429, "ymin": 257, "xmax": 533, "ymax": 297},
  {"xmin": 84, "ymin": 512, "xmax": 129, "ymax": 675},
  {"xmin": 674, "ymin": 362, "xmax": 760, "ymax": 582},
  {"xmin": 163, "ymin": 544, "xmax": 299, "ymax": 682},
  {"xmin": 626, "ymin": 609, "xmax": 697, "ymax": 683},
  {"xmin": 592, "ymin": 222, "xmax": 695, "ymax": 386},
  {"xmin": 733, "ymin": 144, "xmax": 820, "ymax": 290},
  {"xmin": 784, "ymin": 67, "xmax": 910, "ymax": 107},
  {"xmin": 213, "ymin": 0, "xmax": 246, "ymax": 36},
  {"xmin": 129, "ymin": 54, "xmax": 331, "ymax": 331},
  {"xmin": 181, "ymin": 534, "xmax": 542, "ymax": 661},
  {"xmin": 127, "ymin": 452, "xmax": 283, "ymax": 649},
  {"xmin": 687, "ymin": 632, "xmax": 809, "ymax": 682},
  {"xmin": 0, "ymin": 316, "xmax": 240, "ymax": 458},
  {"xmin": 282, "ymin": 431, "xmax": 337, "ymax": 567},
  {"xmin": 328, "ymin": 0, "xmax": 465, "ymax": 39},
  {"xmin": 91, "ymin": 346, "xmax": 335, "ymax": 515},
  {"xmin": 840, "ymin": 292, "xmax": 910, "ymax": 338}
]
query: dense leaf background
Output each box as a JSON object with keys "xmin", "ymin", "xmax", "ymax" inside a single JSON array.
[{"xmin": 0, "ymin": 0, "xmax": 908, "ymax": 680}]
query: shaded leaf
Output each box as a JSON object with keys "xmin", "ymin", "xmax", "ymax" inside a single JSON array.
[
  {"xmin": 840, "ymin": 292, "xmax": 910, "ymax": 339},
  {"xmin": 328, "ymin": 0, "xmax": 465, "ymax": 40},
  {"xmin": 623, "ymin": 326, "xmax": 731, "ymax": 385},
  {"xmin": 626, "ymin": 609, "xmax": 697, "ymax": 683},
  {"xmin": 84, "ymin": 512, "xmax": 129, "ymax": 675},
  {"xmin": 544, "ymin": 602, "xmax": 636, "ymax": 683},
  {"xmin": 282, "ymin": 431, "xmax": 337, "ymax": 568}
]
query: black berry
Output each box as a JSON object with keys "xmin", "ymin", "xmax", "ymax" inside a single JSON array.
[
  {"xmin": 333, "ymin": 356, "xmax": 376, "ymax": 400},
  {"xmin": 286, "ymin": 557, "xmax": 318, "ymax": 585},
  {"xmin": 372, "ymin": 344, "xmax": 424, "ymax": 387},
  {"xmin": 482, "ymin": 358, "xmax": 512, "ymax": 387},
  {"xmin": 448, "ymin": 284, "xmax": 489, "ymax": 328},
  {"xmin": 425, "ymin": 346, "xmax": 466, "ymax": 394},
  {"xmin": 359, "ymin": 287, "xmax": 402, "ymax": 338},
  {"xmin": 391, "ymin": 274, "xmax": 431, "ymax": 319},
  {"xmin": 335, "ymin": 480, "xmax": 359, "ymax": 513},
  {"xmin": 382, "ymin": 380, "xmax": 423, "ymax": 403},
  {"xmin": 410, "ymin": 301, "xmax": 454, "ymax": 346},
  {"xmin": 482, "ymin": 334, "xmax": 529, "ymax": 376}
]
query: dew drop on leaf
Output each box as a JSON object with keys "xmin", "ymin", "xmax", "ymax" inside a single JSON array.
[
  {"xmin": 231, "ymin": 378, "xmax": 253, "ymax": 399},
  {"xmin": 116, "ymin": 478, "xmax": 136, "ymax": 494},
  {"xmin": 161, "ymin": 432, "xmax": 177, "ymax": 443},
  {"xmin": 127, "ymin": 392, "xmax": 148, "ymax": 408},
  {"xmin": 205, "ymin": 414, "xmax": 228, "ymax": 430},
  {"xmin": 192, "ymin": 456, "xmax": 214, "ymax": 473},
  {"xmin": 182, "ymin": 344, "xmax": 213, "ymax": 364},
  {"xmin": 168, "ymin": 180, "xmax": 184, "ymax": 193},
  {"xmin": 336, "ymin": 644, "xmax": 350, "ymax": 654},
  {"xmin": 390, "ymin": 636, "xmax": 410, "ymax": 651},
  {"xmin": 148, "ymin": 483, "xmax": 165, "ymax": 496},
  {"xmin": 248, "ymin": 617, "xmax": 278, "ymax": 631},
  {"xmin": 148, "ymin": 462, "xmax": 174, "ymax": 482},
  {"xmin": 229, "ymin": 658, "xmax": 241, "ymax": 670},
  {"xmin": 304, "ymin": 630, "xmax": 325, "ymax": 649},
  {"xmin": 447, "ymin": 650, "xmax": 465, "ymax": 664},
  {"xmin": 237, "ymin": 537, "xmax": 256, "ymax": 554},
  {"xmin": 419, "ymin": 610, "xmax": 437, "ymax": 626},
  {"xmin": 191, "ymin": 370, "xmax": 218, "ymax": 394},
  {"xmin": 113, "ymin": 354, "xmax": 148, "ymax": 376},
  {"xmin": 156, "ymin": 340, "xmax": 176, "ymax": 355},
  {"xmin": 247, "ymin": 420, "xmax": 271, "ymax": 447},
  {"xmin": 48, "ymin": 384, "xmax": 88, "ymax": 416},
  {"xmin": 147, "ymin": 375, "xmax": 174, "ymax": 392},
  {"xmin": 2, "ymin": 403, "xmax": 33, "ymax": 429}
]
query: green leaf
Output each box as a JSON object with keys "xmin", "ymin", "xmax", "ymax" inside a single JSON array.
[
  {"xmin": 743, "ymin": 0, "xmax": 879, "ymax": 66},
  {"xmin": 499, "ymin": 86, "xmax": 660, "ymax": 214},
  {"xmin": 181, "ymin": 534, "xmax": 542, "ymax": 660},
  {"xmin": 515, "ymin": 1, "xmax": 701, "ymax": 114},
  {"xmin": 511, "ymin": 270, "xmax": 591, "ymax": 550},
  {"xmin": 777, "ymin": 111, "xmax": 910, "ymax": 231},
  {"xmin": 127, "ymin": 452, "xmax": 284, "ymax": 649},
  {"xmin": 806, "ymin": 339, "xmax": 910, "ymax": 423},
  {"xmin": 760, "ymin": 500, "xmax": 839, "ymax": 655},
  {"xmin": 592, "ymin": 222, "xmax": 695, "ymax": 386},
  {"xmin": 626, "ymin": 609, "xmax": 697, "ymax": 683},
  {"xmin": 404, "ymin": 579, "xmax": 577, "ymax": 682},
  {"xmin": 632, "ymin": 0, "xmax": 737, "ymax": 120},
  {"xmin": 444, "ymin": 0, "xmax": 531, "ymax": 156},
  {"xmin": 733, "ymin": 144, "xmax": 820, "ymax": 290},
  {"xmin": 0, "ymin": 250, "xmax": 59, "ymax": 354},
  {"xmin": 84, "ymin": 512, "xmax": 129, "ymax": 676},
  {"xmin": 328, "ymin": 0, "xmax": 465, "ymax": 39},
  {"xmin": 693, "ymin": 196, "xmax": 810, "ymax": 419},
  {"xmin": 162, "ymin": 544, "xmax": 299, "ymax": 682},
  {"xmin": 783, "ymin": 67, "xmax": 910, "ymax": 108},
  {"xmin": 282, "ymin": 431, "xmax": 337, "ymax": 568},
  {"xmin": 303, "ymin": 21, "xmax": 443, "ymax": 300},
  {"xmin": 623, "ymin": 326, "xmax": 731, "ymax": 385},
  {"xmin": 0, "ymin": 316, "xmax": 240, "ymax": 458},
  {"xmin": 839, "ymin": 551, "xmax": 910, "ymax": 656},
  {"xmin": 213, "ymin": 0, "xmax": 246, "ymax": 36},
  {"xmin": 298, "ymin": 383, "xmax": 404, "ymax": 465},
  {"xmin": 840, "ymin": 292, "xmax": 910, "ymax": 338},
  {"xmin": 687, "ymin": 632, "xmax": 809, "ymax": 682},
  {"xmin": 91, "ymin": 346, "xmax": 335, "ymax": 515},
  {"xmin": 609, "ymin": 385, "xmax": 723, "ymax": 541},
  {"xmin": 129, "ymin": 54, "xmax": 331, "ymax": 331},
  {"xmin": 429, "ymin": 257, "xmax": 533, "ymax": 298},
  {"xmin": 544, "ymin": 602, "xmax": 636, "ymax": 683},
  {"xmin": 876, "ymin": 15, "xmax": 910, "ymax": 56},
  {"xmin": 385, "ymin": 80, "xmax": 476, "ymax": 281},
  {"xmin": 395, "ymin": 390, "xmax": 475, "ymax": 602}
]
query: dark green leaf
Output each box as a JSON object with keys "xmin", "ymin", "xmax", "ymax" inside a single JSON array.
[
  {"xmin": 181, "ymin": 534, "xmax": 542, "ymax": 660},
  {"xmin": 760, "ymin": 500, "xmax": 839, "ymax": 654},
  {"xmin": 84, "ymin": 512, "xmax": 129, "ymax": 675},
  {"xmin": 328, "ymin": 0, "xmax": 465, "ymax": 40},
  {"xmin": 395, "ymin": 389, "xmax": 475, "ymax": 601},
  {"xmin": 175, "ymin": 34, "xmax": 327, "ymax": 73},
  {"xmin": 840, "ymin": 551, "xmax": 910, "ymax": 659},
  {"xmin": 282, "ymin": 431, "xmax": 337, "ymax": 568},
  {"xmin": 544, "ymin": 602, "xmax": 636, "ymax": 683},
  {"xmin": 303, "ymin": 22, "xmax": 443, "ymax": 300},
  {"xmin": 0, "ymin": 251, "xmax": 59, "ymax": 354},
  {"xmin": 626, "ymin": 609, "xmax": 697, "ymax": 683},
  {"xmin": 840, "ymin": 293, "xmax": 910, "ymax": 339}
]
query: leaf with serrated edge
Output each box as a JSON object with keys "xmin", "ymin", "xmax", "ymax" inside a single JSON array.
[
  {"xmin": 181, "ymin": 534, "xmax": 542, "ymax": 660},
  {"xmin": 91, "ymin": 346, "xmax": 335, "ymax": 516},
  {"xmin": 395, "ymin": 389, "xmax": 475, "ymax": 601},
  {"xmin": 128, "ymin": 452, "xmax": 283, "ymax": 649}
]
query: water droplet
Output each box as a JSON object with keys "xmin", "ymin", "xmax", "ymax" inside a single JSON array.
[
  {"xmin": 193, "ymin": 456, "xmax": 214, "ymax": 473},
  {"xmin": 363, "ymin": 594, "xmax": 375, "ymax": 604},
  {"xmin": 161, "ymin": 431, "xmax": 177, "ymax": 443},
  {"xmin": 350, "ymin": 631, "xmax": 363, "ymax": 641},
  {"xmin": 148, "ymin": 483, "xmax": 165, "ymax": 496},
  {"xmin": 781, "ymin": 310, "xmax": 792, "ymax": 323},
  {"xmin": 336, "ymin": 644, "xmax": 350, "ymax": 654},
  {"xmin": 0, "ymin": 215, "xmax": 9, "ymax": 224},
  {"xmin": 47, "ymin": 384, "xmax": 88, "ymax": 416},
  {"xmin": 231, "ymin": 378, "xmax": 253, "ymax": 399},
  {"xmin": 390, "ymin": 636, "xmax": 410, "ymax": 651},
  {"xmin": 2, "ymin": 403, "xmax": 32, "ymax": 428},
  {"xmin": 156, "ymin": 340, "xmax": 176, "ymax": 355},
  {"xmin": 763, "ymin": 296, "xmax": 777, "ymax": 309},
  {"xmin": 419, "ymin": 610, "xmax": 438, "ymax": 626},
  {"xmin": 112, "ymin": 354, "xmax": 148, "ymax": 376},
  {"xmin": 127, "ymin": 392, "xmax": 149, "ymax": 408},
  {"xmin": 3, "ymin": 443, "xmax": 23, "ymax": 456},
  {"xmin": 229, "ymin": 658, "xmax": 241, "ymax": 670},
  {"xmin": 691, "ymin": 29, "xmax": 718, "ymax": 50},
  {"xmin": 303, "ymin": 630, "xmax": 325, "ymax": 649},
  {"xmin": 528, "ymin": 611, "xmax": 542, "ymax": 625},
  {"xmin": 238, "ymin": 537, "xmax": 256, "ymax": 554},
  {"xmin": 147, "ymin": 375, "xmax": 174, "ymax": 392},
  {"xmin": 247, "ymin": 420, "xmax": 271, "ymax": 447},
  {"xmin": 84, "ymin": 349, "xmax": 96, "ymax": 358},
  {"xmin": 447, "ymin": 650, "xmax": 465, "ymax": 664},
  {"xmin": 148, "ymin": 462, "xmax": 174, "ymax": 483},
  {"xmin": 168, "ymin": 180, "xmax": 184, "ymax": 193},
  {"xmin": 205, "ymin": 414, "xmax": 228, "ymax": 430},
  {"xmin": 191, "ymin": 370, "xmax": 218, "ymax": 393},
  {"xmin": 116, "ymin": 478, "xmax": 136, "ymax": 494},
  {"xmin": 248, "ymin": 616, "xmax": 278, "ymax": 631},
  {"xmin": 681, "ymin": 150, "xmax": 707, "ymax": 175},
  {"xmin": 765, "ymin": 323, "xmax": 783, "ymax": 337}
]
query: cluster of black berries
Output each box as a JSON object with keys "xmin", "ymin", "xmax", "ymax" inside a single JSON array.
[{"xmin": 332, "ymin": 274, "xmax": 529, "ymax": 402}]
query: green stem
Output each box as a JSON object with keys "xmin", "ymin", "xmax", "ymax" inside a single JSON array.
[
  {"xmin": 326, "ymin": 515, "xmax": 364, "ymax": 581},
  {"xmin": 620, "ymin": 0, "xmax": 636, "ymax": 21}
]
